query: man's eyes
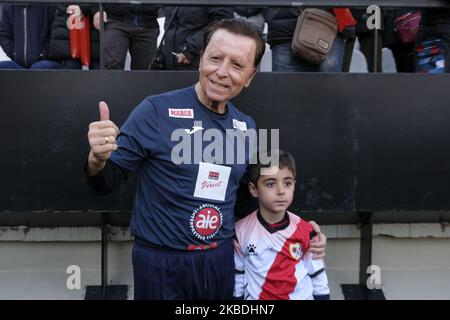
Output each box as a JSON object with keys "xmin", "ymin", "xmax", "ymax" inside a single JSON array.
[
  {"xmin": 233, "ymin": 63, "xmax": 244, "ymax": 70},
  {"xmin": 208, "ymin": 56, "xmax": 244, "ymax": 69}
]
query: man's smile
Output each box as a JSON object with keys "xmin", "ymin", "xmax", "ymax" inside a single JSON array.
[{"xmin": 209, "ymin": 78, "xmax": 229, "ymax": 89}]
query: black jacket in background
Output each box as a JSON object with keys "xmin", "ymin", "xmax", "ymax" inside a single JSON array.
[
  {"xmin": 0, "ymin": 4, "xmax": 56, "ymax": 67},
  {"xmin": 234, "ymin": 6, "xmax": 263, "ymax": 18},
  {"xmin": 422, "ymin": 8, "xmax": 450, "ymax": 26},
  {"xmin": 419, "ymin": 8, "xmax": 450, "ymax": 45},
  {"xmin": 161, "ymin": 6, "xmax": 233, "ymax": 69},
  {"xmin": 264, "ymin": 7, "xmax": 300, "ymax": 47},
  {"xmin": 48, "ymin": 4, "xmax": 100, "ymax": 62}
]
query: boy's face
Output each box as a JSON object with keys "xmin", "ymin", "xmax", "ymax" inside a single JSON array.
[{"xmin": 249, "ymin": 166, "xmax": 296, "ymax": 216}]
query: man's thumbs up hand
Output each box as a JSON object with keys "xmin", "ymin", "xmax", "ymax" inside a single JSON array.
[
  {"xmin": 99, "ymin": 101, "xmax": 110, "ymax": 121},
  {"xmin": 86, "ymin": 101, "xmax": 120, "ymax": 176}
]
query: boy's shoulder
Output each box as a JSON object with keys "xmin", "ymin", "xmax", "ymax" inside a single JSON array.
[
  {"xmin": 235, "ymin": 210, "xmax": 260, "ymax": 243},
  {"xmin": 235, "ymin": 210, "xmax": 258, "ymax": 230},
  {"xmin": 287, "ymin": 211, "xmax": 316, "ymax": 239}
]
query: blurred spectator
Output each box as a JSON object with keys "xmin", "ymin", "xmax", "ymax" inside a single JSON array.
[
  {"xmin": 233, "ymin": 6, "xmax": 265, "ymax": 34},
  {"xmin": 159, "ymin": 6, "xmax": 233, "ymax": 70},
  {"xmin": 0, "ymin": 3, "xmax": 7, "ymax": 61},
  {"xmin": 384, "ymin": 9, "xmax": 418, "ymax": 73},
  {"xmin": 416, "ymin": 8, "xmax": 450, "ymax": 73},
  {"xmin": 265, "ymin": 7, "xmax": 352, "ymax": 72},
  {"xmin": 48, "ymin": 5, "xmax": 100, "ymax": 69},
  {"xmin": 353, "ymin": 9, "xmax": 383, "ymax": 72},
  {"xmin": 0, "ymin": 4, "xmax": 61, "ymax": 69},
  {"xmin": 93, "ymin": 4, "xmax": 160, "ymax": 70}
]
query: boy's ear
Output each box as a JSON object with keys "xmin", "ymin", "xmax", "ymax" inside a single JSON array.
[{"xmin": 248, "ymin": 182, "xmax": 258, "ymax": 198}]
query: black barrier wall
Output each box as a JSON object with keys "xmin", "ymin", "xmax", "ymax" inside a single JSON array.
[
  {"xmin": 1, "ymin": 0, "xmax": 449, "ymax": 7},
  {"xmin": 1, "ymin": 71, "xmax": 450, "ymax": 218}
]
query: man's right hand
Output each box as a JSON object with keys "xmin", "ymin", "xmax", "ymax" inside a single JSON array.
[
  {"xmin": 87, "ymin": 101, "xmax": 120, "ymax": 176},
  {"xmin": 93, "ymin": 11, "xmax": 108, "ymax": 30}
]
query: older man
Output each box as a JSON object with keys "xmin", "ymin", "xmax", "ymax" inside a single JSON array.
[{"xmin": 86, "ymin": 19, "xmax": 326, "ymax": 300}]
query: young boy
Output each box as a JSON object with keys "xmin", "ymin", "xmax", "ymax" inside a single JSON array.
[{"xmin": 233, "ymin": 150, "xmax": 330, "ymax": 300}]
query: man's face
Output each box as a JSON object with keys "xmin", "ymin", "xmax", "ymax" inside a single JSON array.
[
  {"xmin": 249, "ymin": 166, "xmax": 296, "ymax": 216},
  {"xmin": 198, "ymin": 29, "xmax": 257, "ymax": 106}
]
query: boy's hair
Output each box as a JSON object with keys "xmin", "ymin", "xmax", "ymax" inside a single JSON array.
[
  {"xmin": 249, "ymin": 150, "xmax": 297, "ymax": 185},
  {"xmin": 203, "ymin": 18, "xmax": 266, "ymax": 68}
]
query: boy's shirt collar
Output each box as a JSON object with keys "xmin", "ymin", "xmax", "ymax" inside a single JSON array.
[{"xmin": 257, "ymin": 210, "xmax": 290, "ymax": 234}]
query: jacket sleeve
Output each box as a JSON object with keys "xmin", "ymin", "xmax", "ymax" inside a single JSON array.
[
  {"xmin": 304, "ymin": 252, "xmax": 331, "ymax": 300},
  {"xmin": 84, "ymin": 159, "xmax": 130, "ymax": 195},
  {"xmin": 182, "ymin": 6, "xmax": 234, "ymax": 65},
  {"xmin": 233, "ymin": 234, "xmax": 246, "ymax": 299},
  {"xmin": 78, "ymin": 4, "xmax": 93, "ymax": 17},
  {"xmin": 0, "ymin": 5, "xmax": 14, "ymax": 58},
  {"xmin": 42, "ymin": 5, "xmax": 57, "ymax": 58}
]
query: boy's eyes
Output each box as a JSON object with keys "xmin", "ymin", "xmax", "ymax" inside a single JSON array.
[{"xmin": 264, "ymin": 181, "xmax": 293, "ymax": 188}]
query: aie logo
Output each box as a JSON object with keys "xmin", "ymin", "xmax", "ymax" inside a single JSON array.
[{"xmin": 190, "ymin": 204, "xmax": 223, "ymax": 240}]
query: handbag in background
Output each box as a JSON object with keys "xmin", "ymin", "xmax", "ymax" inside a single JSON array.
[
  {"xmin": 291, "ymin": 9, "xmax": 338, "ymax": 64},
  {"xmin": 395, "ymin": 11, "xmax": 422, "ymax": 45}
]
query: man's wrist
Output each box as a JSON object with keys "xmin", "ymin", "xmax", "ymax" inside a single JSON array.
[{"xmin": 87, "ymin": 152, "xmax": 106, "ymax": 176}]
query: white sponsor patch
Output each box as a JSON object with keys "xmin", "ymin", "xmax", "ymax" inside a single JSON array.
[
  {"xmin": 193, "ymin": 162, "xmax": 231, "ymax": 201},
  {"xmin": 233, "ymin": 119, "xmax": 247, "ymax": 131},
  {"xmin": 169, "ymin": 108, "xmax": 194, "ymax": 118}
]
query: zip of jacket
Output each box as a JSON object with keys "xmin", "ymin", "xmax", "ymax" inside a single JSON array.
[{"xmin": 23, "ymin": 6, "xmax": 28, "ymax": 67}]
